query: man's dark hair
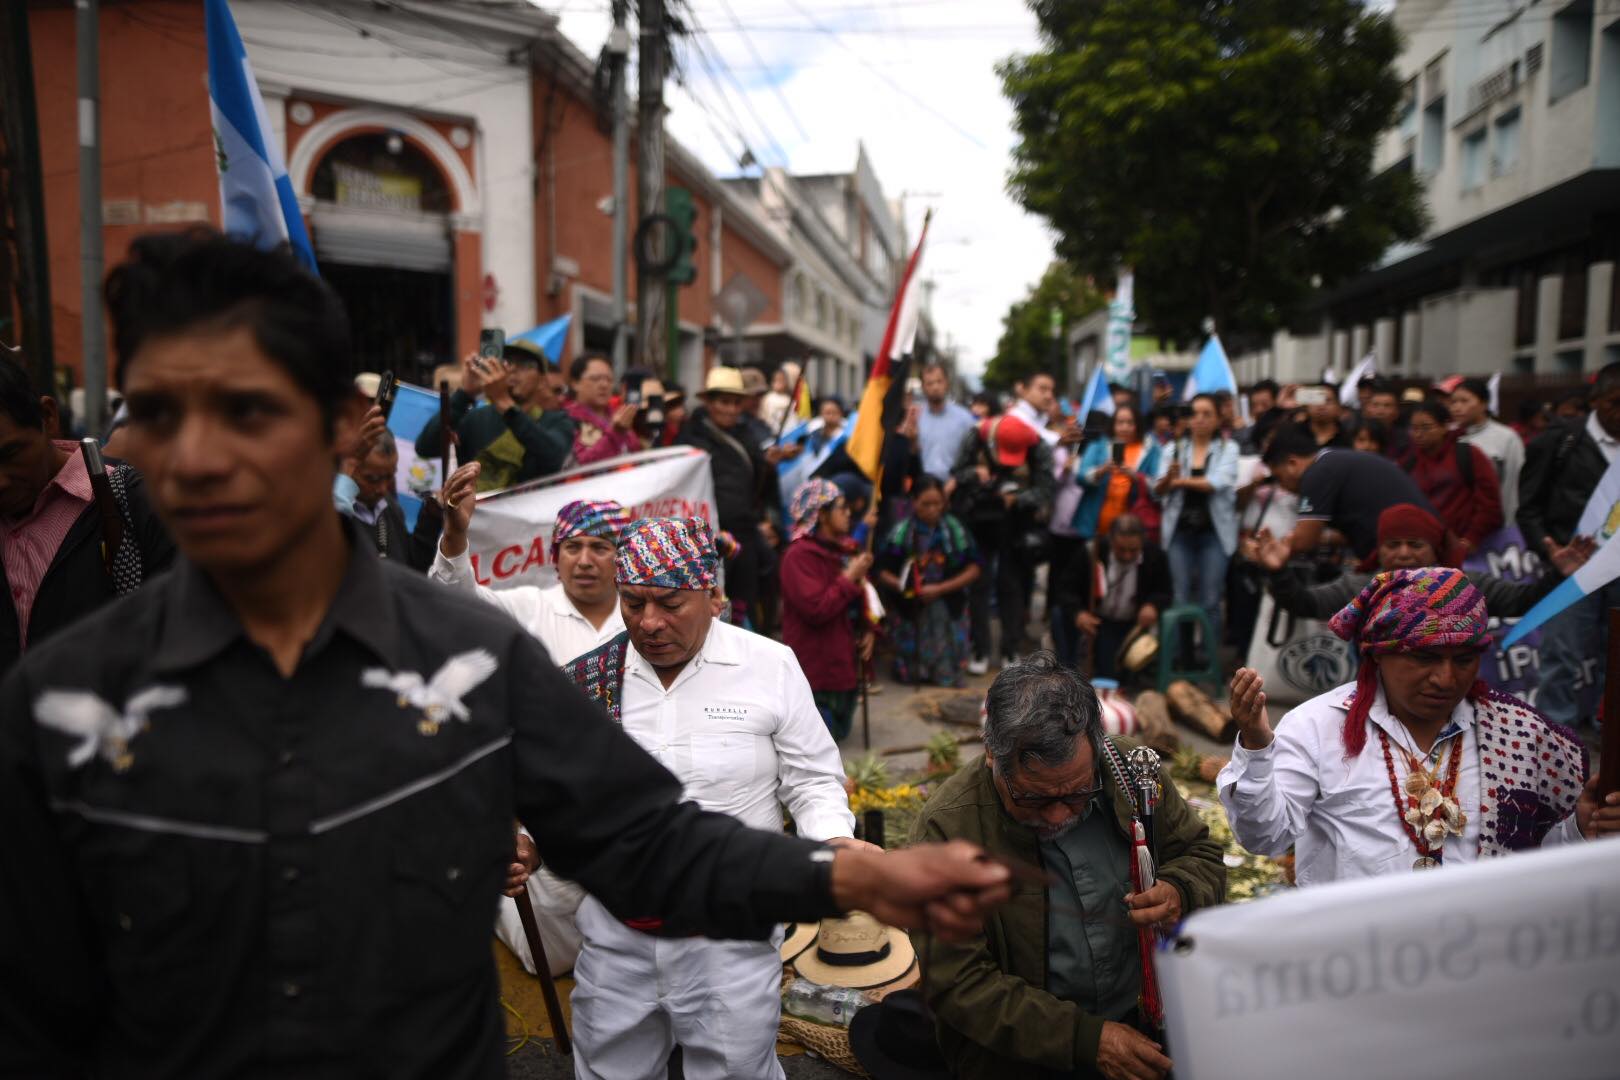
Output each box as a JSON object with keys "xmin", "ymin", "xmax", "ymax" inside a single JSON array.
[
  {"xmin": 1593, "ymin": 362, "xmax": 1620, "ymax": 397},
  {"xmin": 1108, "ymin": 382, "xmax": 1130, "ymax": 397},
  {"xmin": 982, "ymin": 651, "xmax": 1101, "ymax": 778},
  {"xmin": 1190, "ymin": 392, "xmax": 1219, "ymax": 412},
  {"xmin": 1109, "ymin": 513, "xmax": 1146, "ymax": 540},
  {"xmin": 1555, "ymin": 392, "xmax": 1589, "ymax": 414},
  {"xmin": 1250, "ymin": 379, "xmax": 1280, "ymax": 399},
  {"xmin": 1213, "ymin": 389, "xmax": 1234, "ymax": 406},
  {"xmin": 971, "ymin": 391, "xmax": 1000, "ymax": 417},
  {"xmin": 568, "ymin": 352, "xmax": 611, "ymax": 382},
  {"xmin": 0, "ymin": 359, "xmax": 45, "ymax": 430},
  {"xmin": 817, "ymin": 394, "xmax": 846, "ymax": 416},
  {"xmin": 1261, "ymin": 423, "xmax": 1321, "ymax": 465},
  {"xmin": 1412, "ymin": 400, "xmax": 1450, "ymax": 425},
  {"xmin": 103, "ymin": 229, "xmax": 353, "ymax": 429},
  {"xmin": 367, "ymin": 429, "xmax": 399, "ymax": 458},
  {"xmin": 1365, "ymin": 377, "xmax": 1396, "ymax": 398},
  {"xmin": 912, "ymin": 474, "xmax": 946, "ymax": 500},
  {"xmin": 920, "ymin": 360, "xmax": 950, "ymax": 380},
  {"xmin": 1016, "ymin": 370, "xmax": 1055, "ymax": 387},
  {"xmin": 1456, "ymin": 377, "xmax": 1490, "ymax": 406}
]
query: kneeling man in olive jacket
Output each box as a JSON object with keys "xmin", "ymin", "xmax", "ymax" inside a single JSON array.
[{"xmin": 910, "ymin": 652, "xmax": 1226, "ymax": 1080}]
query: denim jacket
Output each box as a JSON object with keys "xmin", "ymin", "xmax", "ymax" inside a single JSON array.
[{"xmin": 1156, "ymin": 436, "xmax": 1239, "ymax": 554}]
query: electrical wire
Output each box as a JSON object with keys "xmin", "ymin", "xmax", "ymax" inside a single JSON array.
[{"xmin": 710, "ymin": 0, "xmax": 811, "ymax": 141}]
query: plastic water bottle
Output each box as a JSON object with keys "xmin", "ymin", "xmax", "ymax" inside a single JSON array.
[{"xmin": 782, "ymin": 978, "xmax": 871, "ymax": 1028}]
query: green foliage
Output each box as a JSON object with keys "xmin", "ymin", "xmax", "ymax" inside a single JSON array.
[
  {"xmin": 844, "ymin": 753, "xmax": 891, "ymax": 793},
  {"xmin": 984, "ymin": 262, "xmax": 1104, "ymax": 391},
  {"xmin": 924, "ymin": 731, "xmax": 963, "ymax": 775},
  {"xmin": 1000, "ymin": 0, "xmax": 1428, "ymax": 343}
]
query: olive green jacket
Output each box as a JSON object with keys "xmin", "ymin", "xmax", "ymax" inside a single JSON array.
[{"xmin": 908, "ymin": 740, "xmax": 1226, "ymax": 1079}]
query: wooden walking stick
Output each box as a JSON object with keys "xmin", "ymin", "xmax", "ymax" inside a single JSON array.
[{"xmin": 512, "ymin": 889, "xmax": 571, "ymax": 1055}]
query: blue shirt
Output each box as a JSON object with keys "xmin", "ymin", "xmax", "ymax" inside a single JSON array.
[{"xmin": 917, "ymin": 401, "xmax": 976, "ymax": 481}]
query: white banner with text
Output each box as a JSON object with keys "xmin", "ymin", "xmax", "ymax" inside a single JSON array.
[
  {"xmin": 465, "ymin": 446, "xmax": 716, "ymax": 590},
  {"xmin": 1159, "ymin": 839, "xmax": 1619, "ymax": 1079}
]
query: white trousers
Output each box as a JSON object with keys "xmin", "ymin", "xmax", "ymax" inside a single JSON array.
[
  {"xmin": 570, "ymin": 896, "xmax": 785, "ymax": 1080},
  {"xmin": 495, "ymin": 869, "xmax": 585, "ymax": 978}
]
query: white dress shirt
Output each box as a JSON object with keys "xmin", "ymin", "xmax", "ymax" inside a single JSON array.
[
  {"xmin": 1217, "ymin": 681, "xmax": 1582, "ymax": 885},
  {"xmin": 620, "ymin": 619, "xmax": 855, "ymax": 841},
  {"xmin": 1588, "ymin": 411, "xmax": 1620, "ymax": 467},
  {"xmin": 428, "ymin": 546, "xmax": 624, "ymax": 666}
]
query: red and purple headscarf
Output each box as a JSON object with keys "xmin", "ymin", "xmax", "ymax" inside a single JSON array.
[
  {"xmin": 1328, "ymin": 567, "xmax": 1492, "ymax": 755},
  {"xmin": 550, "ymin": 499, "xmax": 634, "ymax": 564},
  {"xmin": 615, "ymin": 516, "xmax": 720, "ymax": 591}
]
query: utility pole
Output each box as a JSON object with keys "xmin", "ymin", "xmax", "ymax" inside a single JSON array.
[
  {"xmin": 0, "ymin": 0, "xmax": 56, "ymax": 392},
  {"xmin": 76, "ymin": 0, "xmax": 107, "ymax": 436},
  {"xmin": 608, "ymin": 0, "xmax": 630, "ymax": 372},
  {"xmin": 635, "ymin": 0, "xmax": 666, "ymax": 376}
]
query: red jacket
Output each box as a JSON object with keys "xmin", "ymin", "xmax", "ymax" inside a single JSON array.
[
  {"xmin": 1406, "ymin": 434, "xmax": 1504, "ymax": 548},
  {"xmin": 779, "ymin": 536, "xmax": 864, "ymax": 692}
]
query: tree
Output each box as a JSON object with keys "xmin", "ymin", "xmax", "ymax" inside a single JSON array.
[
  {"xmin": 984, "ymin": 262, "xmax": 1103, "ymax": 391},
  {"xmin": 1000, "ymin": 0, "xmax": 1427, "ymax": 344}
]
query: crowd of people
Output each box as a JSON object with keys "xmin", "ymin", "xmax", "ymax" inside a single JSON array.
[{"xmin": 1, "ymin": 227, "xmax": 1617, "ymax": 1080}]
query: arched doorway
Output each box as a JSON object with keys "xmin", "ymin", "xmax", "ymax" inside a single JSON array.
[{"xmin": 308, "ymin": 132, "xmax": 455, "ymax": 383}]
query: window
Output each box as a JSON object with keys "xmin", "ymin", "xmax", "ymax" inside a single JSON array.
[
  {"xmin": 1398, "ymin": 79, "xmax": 1418, "ymax": 139},
  {"xmin": 1420, "ymin": 98, "xmax": 1446, "ymax": 173},
  {"xmin": 1460, "ymin": 128, "xmax": 1487, "ymax": 190},
  {"xmin": 815, "ymin": 291, "xmax": 828, "ymax": 331},
  {"xmin": 1549, "ymin": 0, "xmax": 1594, "ymax": 103},
  {"xmin": 1492, "ymin": 108, "xmax": 1522, "ymax": 175}
]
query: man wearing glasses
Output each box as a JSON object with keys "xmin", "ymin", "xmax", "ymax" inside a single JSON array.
[{"xmin": 909, "ymin": 652, "xmax": 1226, "ymax": 1080}]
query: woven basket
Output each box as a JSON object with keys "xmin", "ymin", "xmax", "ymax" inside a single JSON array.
[{"xmin": 778, "ymin": 1015, "xmax": 870, "ymax": 1078}]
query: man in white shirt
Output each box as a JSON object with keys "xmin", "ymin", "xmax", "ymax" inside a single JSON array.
[
  {"xmin": 559, "ymin": 515, "xmax": 859, "ymax": 1080},
  {"xmin": 429, "ymin": 470, "xmax": 634, "ymax": 976},
  {"xmin": 430, "ymin": 465, "xmax": 628, "ymax": 666},
  {"xmin": 1219, "ymin": 567, "xmax": 1617, "ymax": 885},
  {"xmin": 1450, "ymin": 376, "xmax": 1524, "ymax": 522}
]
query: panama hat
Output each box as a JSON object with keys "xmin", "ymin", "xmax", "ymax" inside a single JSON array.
[
  {"xmin": 848, "ymin": 989, "xmax": 949, "ymax": 1080},
  {"xmin": 699, "ymin": 366, "xmax": 747, "ymax": 398},
  {"xmin": 739, "ymin": 366, "xmax": 769, "ymax": 395},
  {"xmin": 780, "ymin": 921, "xmax": 817, "ymax": 963},
  {"xmin": 792, "ymin": 912, "xmax": 916, "ymax": 990},
  {"xmin": 1118, "ymin": 624, "xmax": 1160, "ymax": 674}
]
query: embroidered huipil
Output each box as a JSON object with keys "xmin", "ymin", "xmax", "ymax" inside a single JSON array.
[
  {"xmin": 618, "ymin": 619, "xmax": 854, "ymax": 840},
  {"xmin": 1218, "ymin": 681, "xmax": 1585, "ymax": 885},
  {"xmin": 429, "ymin": 546, "xmax": 624, "ymax": 667},
  {"xmin": 0, "ymin": 532, "xmax": 840, "ymax": 1079}
]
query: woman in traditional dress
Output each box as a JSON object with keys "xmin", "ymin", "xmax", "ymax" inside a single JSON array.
[{"xmin": 875, "ymin": 476, "xmax": 981, "ymax": 688}]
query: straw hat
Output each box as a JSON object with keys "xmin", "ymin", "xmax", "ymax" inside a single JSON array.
[
  {"xmin": 1118, "ymin": 625, "xmax": 1160, "ymax": 674},
  {"xmin": 779, "ymin": 921, "xmax": 817, "ymax": 964},
  {"xmin": 700, "ymin": 366, "xmax": 747, "ymax": 398},
  {"xmin": 740, "ymin": 366, "xmax": 769, "ymax": 395},
  {"xmin": 792, "ymin": 912, "xmax": 916, "ymax": 989}
]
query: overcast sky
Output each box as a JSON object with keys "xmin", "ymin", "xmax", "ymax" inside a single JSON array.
[{"xmin": 538, "ymin": 0, "xmax": 1054, "ymax": 377}]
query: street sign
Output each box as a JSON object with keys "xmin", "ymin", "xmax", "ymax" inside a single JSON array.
[{"xmin": 715, "ymin": 272, "xmax": 769, "ymax": 332}]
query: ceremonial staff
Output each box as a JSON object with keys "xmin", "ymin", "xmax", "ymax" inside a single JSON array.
[
  {"xmin": 80, "ymin": 438, "xmax": 121, "ymax": 576},
  {"xmin": 1602, "ymin": 609, "xmax": 1619, "ymax": 800},
  {"xmin": 512, "ymin": 889, "xmax": 571, "ymax": 1055}
]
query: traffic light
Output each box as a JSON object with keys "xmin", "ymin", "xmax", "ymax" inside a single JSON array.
[{"xmin": 666, "ymin": 187, "xmax": 698, "ymax": 287}]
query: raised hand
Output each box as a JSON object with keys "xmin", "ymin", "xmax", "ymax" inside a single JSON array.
[
  {"xmin": 1252, "ymin": 528, "xmax": 1291, "ymax": 573},
  {"xmin": 437, "ymin": 461, "xmax": 482, "ymax": 558},
  {"xmin": 459, "ymin": 351, "xmax": 487, "ymax": 397},
  {"xmin": 1229, "ymin": 667, "xmax": 1274, "ymax": 751},
  {"xmin": 1548, "ymin": 535, "xmax": 1597, "ymax": 577}
]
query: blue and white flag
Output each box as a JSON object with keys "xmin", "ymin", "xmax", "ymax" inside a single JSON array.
[
  {"xmin": 1103, "ymin": 268, "xmax": 1136, "ymax": 383},
  {"xmin": 206, "ymin": 0, "xmax": 316, "ymax": 270},
  {"xmin": 1078, "ymin": 363, "xmax": 1115, "ymax": 419},
  {"xmin": 1576, "ymin": 457, "xmax": 1620, "ymax": 543},
  {"xmin": 509, "ymin": 314, "xmax": 572, "ymax": 362},
  {"xmin": 1502, "ymin": 531, "xmax": 1620, "ymax": 647},
  {"xmin": 1181, "ymin": 334, "xmax": 1237, "ymax": 400}
]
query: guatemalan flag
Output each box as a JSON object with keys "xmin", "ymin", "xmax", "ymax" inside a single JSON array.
[
  {"xmin": 1502, "ymin": 461, "xmax": 1620, "ymax": 647},
  {"xmin": 1181, "ymin": 334, "xmax": 1238, "ymax": 400},
  {"xmin": 206, "ymin": 0, "xmax": 317, "ymax": 271},
  {"xmin": 1077, "ymin": 363, "xmax": 1116, "ymax": 421}
]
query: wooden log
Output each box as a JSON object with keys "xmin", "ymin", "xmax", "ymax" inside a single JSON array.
[
  {"xmin": 1131, "ymin": 690, "xmax": 1178, "ymax": 752},
  {"xmin": 1166, "ymin": 679, "xmax": 1236, "ymax": 742},
  {"xmin": 879, "ymin": 733, "xmax": 983, "ymax": 757}
]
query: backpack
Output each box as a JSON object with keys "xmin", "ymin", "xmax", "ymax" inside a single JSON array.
[{"xmin": 103, "ymin": 463, "xmax": 146, "ymax": 597}]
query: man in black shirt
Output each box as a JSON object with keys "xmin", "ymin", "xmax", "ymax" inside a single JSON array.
[
  {"xmin": 1262, "ymin": 423, "xmax": 1434, "ymax": 561},
  {"xmin": 0, "ymin": 231, "xmax": 1011, "ymax": 1079}
]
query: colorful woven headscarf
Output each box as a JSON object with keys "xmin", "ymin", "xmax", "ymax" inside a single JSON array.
[
  {"xmin": 1328, "ymin": 567, "xmax": 1491, "ymax": 756},
  {"xmin": 615, "ymin": 516, "xmax": 720, "ymax": 591},
  {"xmin": 550, "ymin": 499, "xmax": 633, "ymax": 563},
  {"xmin": 789, "ymin": 478, "xmax": 844, "ymax": 540}
]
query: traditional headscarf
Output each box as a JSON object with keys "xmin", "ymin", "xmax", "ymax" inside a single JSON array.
[
  {"xmin": 615, "ymin": 516, "xmax": 720, "ymax": 591},
  {"xmin": 1328, "ymin": 567, "xmax": 1492, "ymax": 756},
  {"xmin": 789, "ymin": 478, "xmax": 844, "ymax": 541},
  {"xmin": 550, "ymin": 499, "xmax": 633, "ymax": 564}
]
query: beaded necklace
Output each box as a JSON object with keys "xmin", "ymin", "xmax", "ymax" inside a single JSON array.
[{"xmin": 1377, "ymin": 728, "xmax": 1465, "ymax": 870}]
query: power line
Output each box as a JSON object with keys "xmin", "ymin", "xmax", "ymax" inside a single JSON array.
[{"xmin": 711, "ymin": 0, "xmax": 811, "ymax": 141}]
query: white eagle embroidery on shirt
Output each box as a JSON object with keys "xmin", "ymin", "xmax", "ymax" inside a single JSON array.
[
  {"xmin": 34, "ymin": 686, "xmax": 189, "ymax": 772},
  {"xmin": 361, "ymin": 649, "xmax": 498, "ymax": 735}
]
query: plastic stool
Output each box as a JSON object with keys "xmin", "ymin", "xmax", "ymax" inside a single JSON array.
[{"xmin": 1155, "ymin": 604, "xmax": 1223, "ymax": 693}]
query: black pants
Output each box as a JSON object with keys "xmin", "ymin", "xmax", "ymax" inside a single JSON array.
[{"xmin": 968, "ymin": 520, "xmax": 1039, "ymax": 661}]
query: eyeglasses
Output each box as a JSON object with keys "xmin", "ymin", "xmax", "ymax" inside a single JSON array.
[{"xmin": 1003, "ymin": 772, "xmax": 1104, "ymax": 811}]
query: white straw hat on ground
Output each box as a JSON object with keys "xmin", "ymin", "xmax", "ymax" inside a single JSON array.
[
  {"xmin": 792, "ymin": 911, "xmax": 917, "ymax": 990},
  {"xmin": 780, "ymin": 921, "xmax": 818, "ymax": 963}
]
